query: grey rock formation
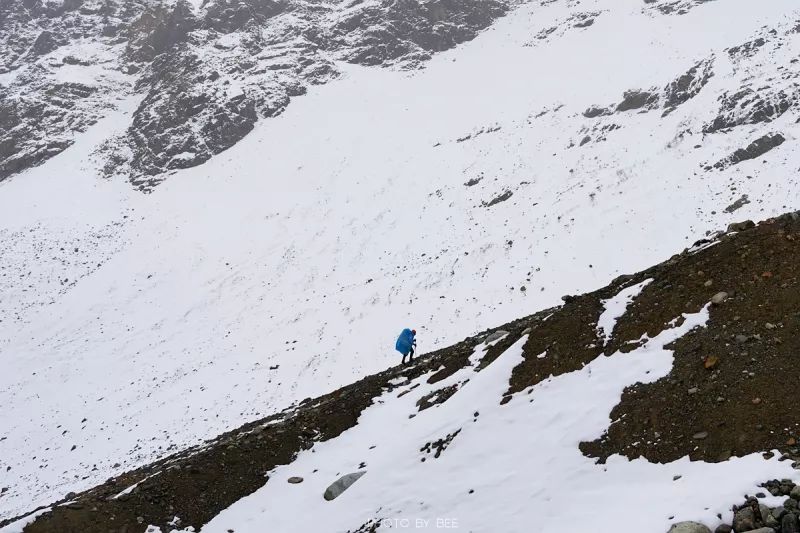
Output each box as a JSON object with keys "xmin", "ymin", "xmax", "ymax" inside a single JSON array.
[
  {"xmin": 0, "ymin": 0, "xmax": 507, "ymax": 189},
  {"xmin": 323, "ymin": 471, "xmax": 366, "ymax": 501},
  {"xmin": 666, "ymin": 522, "xmax": 711, "ymax": 533}
]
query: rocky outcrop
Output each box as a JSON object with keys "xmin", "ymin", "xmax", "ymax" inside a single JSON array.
[
  {"xmin": 712, "ymin": 133, "xmax": 786, "ymax": 170},
  {"xmin": 0, "ymin": 0, "xmax": 508, "ymax": 189},
  {"xmin": 662, "ymin": 57, "xmax": 714, "ymax": 115}
]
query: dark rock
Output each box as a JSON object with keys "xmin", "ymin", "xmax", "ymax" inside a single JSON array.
[
  {"xmin": 705, "ymin": 87, "xmax": 793, "ymax": 134},
  {"xmin": 28, "ymin": 30, "xmax": 64, "ymax": 57},
  {"xmin": 482, "ymin": 191, "xmax": 513, "ymax": 208},
  {"xmin": 724, "ymin": 195, "xmax": 750, "ymax": 214},
  {"xmin": 733, "ymin": 507, "xmax": 756, "ymax": 532},
  {"xmin": 615, "ymin": 89, "xmax": 660, "ymax": 112},
  {"xmin": 662, "ymin": 58, "xmax": 714, "ymax": 115},
  {"xmin": 713, "ymin": 134, "xmax": 786, "ymax": 170},
  {"xmin": 583, "ymin": 106, "xmax": 611, "ymax": 118},
  {"xmin": 783, "ymin": 512, "xmax": 800, "ymax": 533},
  {"xmin": 287, "ymin": 476, "xmax": 303, "ymax": 484}
]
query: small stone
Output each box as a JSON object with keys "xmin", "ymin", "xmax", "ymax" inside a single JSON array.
[
  {"xmin": 137, "ymin": 517, "xmax": 144, "ymax": 524},
  {"xmin": 693, "ymin": 431, "xmax": 709, "ymax": 440},
  {"xmin": 287, "ymin": 476, "xmax": 304, "ymax": 484},
  {"xmin": 766, "ymin": 322, "xmax": 777, "ymax": 330},
  {"xmin": 688, "ymin": 387, "xmax": 699, "ymax": 395},
  {"xmin": 752, "ymin": 397, "xmax": 762, "ymax": 405},
  {"xmin": 710, "ymin": 292, "xmax": 728, "ymax": 305},
  {"xmin": 735, "ymin": 334, "xmax": 749, "ymax": 344},
  {"xmin": 704, "ymin": 280, "xmax": 714, "ymax": 287},
  {"xmin": 703, "ymin": 356, "xmax": 719, "ymax": 370},
  {"xmin": 791, "ymin": 486, "xmax": 800, "ymax": 500},
  {"xmin": 673, "ymin": 475, "xmax": 682, "ymax": 481},
  {"xmin": 667, "ymin": 521, "xmax": 711, "ymax": 533},
  {"xmin": 713, "ymin": 525, "xmax": 732, "ymax": 533},
  {"xmin": 788, "ymin": 437, "xmax": 797, "ymax": 446}
]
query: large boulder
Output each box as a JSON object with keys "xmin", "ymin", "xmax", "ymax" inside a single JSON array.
[
  {"xmin": 323, "ymin": 471, "xmax": 366, "ymax": 501},
  {"xmin": 667, "ymin": 522, "xmax": 711, "ymax": 533}
]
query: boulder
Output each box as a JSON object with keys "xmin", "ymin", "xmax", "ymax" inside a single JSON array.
[
  {"xmin": 323, "ymin": 471, "xmax": 366, "ymax": 501},
  {"xmin": 783, "ymin": 513, "xmax": 800, "ymax": 533},
  {"xmin": 733, "ymin": 507, "xmax": 755, "ymax": 532},
  {"xmin": 483, "ymin": 330, "xmax": 509, "ymax": 345},
  {"xmin": 667, "ymin": 521, "xmax": 711, "ymax": 533}
]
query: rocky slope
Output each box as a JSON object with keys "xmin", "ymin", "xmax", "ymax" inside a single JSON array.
[
  {"xmin": 0, "ymin": 0, "xmax": 507, "ymax": 189},
  {"xmin": 3, "ymin": 212, "xmax": 800, "ymax": 532},
  {"xmin": 4, "ymin": 0, "xmax": 800, "ymax": 528}
]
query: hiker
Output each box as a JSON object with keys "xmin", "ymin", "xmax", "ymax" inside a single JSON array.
[{"xmin": 395, "ymin": 328, "xmax": 417, "ymax": 365}]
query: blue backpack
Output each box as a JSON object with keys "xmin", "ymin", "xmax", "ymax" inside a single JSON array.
[{"xmin": 395, "ymin": 328, "xmax": 415, "ymax": 355}]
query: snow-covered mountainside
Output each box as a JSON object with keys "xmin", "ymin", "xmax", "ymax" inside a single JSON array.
[
  {"xmin": 2, "ymin": 0, "xmax": 800, "ymax": 528},
  {"xmin": 6, "ymin": 213, "xmax": 800, "ymax": 533}
]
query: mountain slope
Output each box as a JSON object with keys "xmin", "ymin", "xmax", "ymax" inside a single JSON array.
[
  {"xmin": 2, "ymin": 0, "xmax": 800, "ymax": 523},
  {"xmin": 5, "ymin": 212, "xmax": 800, "ymax": 533}
]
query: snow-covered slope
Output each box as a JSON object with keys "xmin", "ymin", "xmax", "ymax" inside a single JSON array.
[{"xmin": 2, "ymin": 0, "xmax": 800, "ymax": 522}]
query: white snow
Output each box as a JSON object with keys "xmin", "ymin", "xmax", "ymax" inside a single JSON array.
[
  {"xmin": 597, "ymin": 278, "xmax": 654, "ymax": 344},
  {"xmin": 2, "ymin": 0, "xmax": 800, "ymax": 522}
]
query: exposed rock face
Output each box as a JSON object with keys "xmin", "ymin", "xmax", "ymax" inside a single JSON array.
[
  {"xmin": 578, "ymin": 20, "xmax": 798, "ymax": 168},
  {"xmin": 615, "ymin": 89, "xmax": 660, "ymax": 112},
  {"xmin": 704, "ymin": 88, "xmax": 794, "ymax": 133},
  {"xmin": 713, "ymin": 133, "xmax": 786, "ymax": 170},
  {"xmin": 662, "ymin": 57, "xmax": 714, "ymax": 115},
  {"xmin": 643, "ymin": 0, "xmax": 717, "ymax": 16},
  {"xmin": 0, "ymin": 0, "xmax": 507, "ymax": 190}
]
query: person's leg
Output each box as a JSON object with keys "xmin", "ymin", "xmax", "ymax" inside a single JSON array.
[{"xmin": 409, "ymin": 346, "xmax": 414, "ymax": 362}]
